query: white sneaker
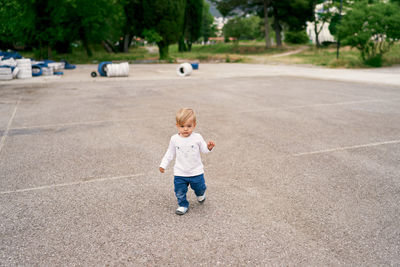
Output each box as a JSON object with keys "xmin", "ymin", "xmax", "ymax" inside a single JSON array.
[
  {"xmin": 175, "ymin": 206, "xmax": 188, "ymax": 215},
  {"xmin": 197, "ymin": 194, "xmax": 206, "ymax": 203}
]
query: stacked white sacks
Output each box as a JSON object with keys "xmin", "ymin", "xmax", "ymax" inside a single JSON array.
[
  {"xmin": 0, "ymin": 67, "xmax": 13, "ymax": 80},
  {"xmin": 41, "ymin": 67, "xmax": 54, "ymax": 76},
  {"xmin": 16, "ymin": 59, "xmax": 32, "ymax": 79},
  {"xmin": 47, "ymin": 62, "xmax": 64, "ymax": 72}
]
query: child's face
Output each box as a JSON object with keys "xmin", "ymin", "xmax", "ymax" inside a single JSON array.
[{"xmin": 176, "ymin": 117, "xmax": 196, "ymax": 137}]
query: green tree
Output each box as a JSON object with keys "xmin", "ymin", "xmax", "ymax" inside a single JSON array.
[
  {"xmin": 69, "ymin": 0, "xmax": 123, "ymax": 57},
  {"xmin": 329, "ymin": 0, "xmax": 367, "ymax": 38},
  {"xmin": 337, "ymin": 1, "xmax": 400, "ymax": 66},
  {"xmin": 24, "ymin": 0, "xmax": 77, "ymax": 58},
  {"xmin": 119, "ymin": 0, "xmax": 145, "ymax": 53},
  {"xmin": 179, "ymin": 0, "xmax": 204, "ymax": 52},
  {"xmin": 143, "ymin": 0, "xmax": 186, "ymax": 59},
  {"xmin": 0, "ymin": 0, "xmax": 123, "ymax": 57},
  {"xmin": 201, "ymin": 0, "xmax": 217, "ymax": 42},
  {"xmin": 51, "ymin": 0, "xmax": 123, "ymax": 56},
  {"xmin": 212, "ymin": 0, "xmax": 314, "ymax": 47},
  {"xmin": 223, "ymin": 17, "xmax": 243, "ymax": 42},
  {"xmin": 284, "ymin": 30, "xmax": 309, "ymax": 44},
  {"xmin": 0, "ymin": 0, "xmax": 34, "ymax": 50},
  {"xmin": 212, "ymin": 0, "xmax": 272, "ymax": 47},
  {"xmin": 269, "ymin": 0, "xmax": 314, "ymax": 46},
  {"xmin": 223, "ymin": 15, "xmax": 263, "ymax": 41}
]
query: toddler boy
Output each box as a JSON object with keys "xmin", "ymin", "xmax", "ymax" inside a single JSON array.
[{"xmin": 159, "ymin": 108, "xmax": 215, "ymax": 215}]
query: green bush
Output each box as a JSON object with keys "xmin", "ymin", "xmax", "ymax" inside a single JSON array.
[
  {"xmin": 223, "ymin": 15, "xmax": 264, "ymax": 41},
  {"xmin": 364, "ymin": 55, "xmax": 382, "ymax": 67},
  {"xmin": 284, "ymin": 30, "xmax": 309, "ymax": 44},
  {"xmin": 321, "ymin": 41, "xmax": 336, "ymax": 47},
  {"xmin": 338, "ymin": 1, "xmax": 400, "ymax": 65}
]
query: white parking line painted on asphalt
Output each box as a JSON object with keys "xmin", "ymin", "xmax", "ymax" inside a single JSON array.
[
  {"xmin": 0, "ymin": 100, "xmax": 18, "ymax": 104},
  {"xmin": 9, "ymin": 115, "xmax": 172, "ymax": 131},
  {"xmin": 0, "ymin": 173, "xmax": 145, "ymax": 195},
  {"xmin": 293, "ymin": 139, "xmax": 400, "ymax": 157},
  {"xmin": 0, "ymin": 98, "xmax": 20, "ymax": 154},
  {"xmin": 10, "ymin": 118, "xmax": 137, "ymax": 130}
]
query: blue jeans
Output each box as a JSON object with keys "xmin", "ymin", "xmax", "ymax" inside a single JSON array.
[{"xmin": 174, "ymin": 174, "xmax": 206, "ymax": 208}]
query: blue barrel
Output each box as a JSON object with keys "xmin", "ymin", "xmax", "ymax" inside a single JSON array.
[
  {"xmin": 191, "ymin": 62, "xmax": 199, "ymax": 70},
  {"xmin": 98, "ymin": 61, "xmax": 112, "ymax": 77},
  {"xmin": 31, "ymin": 65, "xmax": 42, "ymax": 76}
]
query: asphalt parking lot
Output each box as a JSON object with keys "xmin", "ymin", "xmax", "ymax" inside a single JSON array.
[{"xmin": 1, "ymin": 64, "xmax": 400, "ymax": 265}]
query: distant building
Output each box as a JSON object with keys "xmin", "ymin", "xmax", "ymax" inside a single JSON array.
[
  {"xmin": 213, "ymin": 17, "xmax": 228, "ymax": 37},
  {"xmin": 306, "ymin": 3, "xmax": 335, "ymax": 44},
  {"xmin": 306, "ymin": 22, "xmax": 335, "ymax": 44}
]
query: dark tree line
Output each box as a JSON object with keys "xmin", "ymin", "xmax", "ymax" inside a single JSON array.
[
  {"xmin": 2, "ymin": 0, "xmax": 398, "ymax": 61},
  {"xmin": 0, "ymin": 0, "xmax": 215, "ymax": 59},
  {"xmin": 0, "ymin": 0, "xmax": 123, "ymax": 58}
]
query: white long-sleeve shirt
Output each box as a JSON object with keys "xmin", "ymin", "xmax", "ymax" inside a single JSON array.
[{"xmin": 160, "ymin": 132, "xmax": 211, "ymax": 176}]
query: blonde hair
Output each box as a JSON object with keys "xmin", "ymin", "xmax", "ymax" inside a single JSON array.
[{"xmin": 176, "ymin": 108, "xmax": 196, "ymax": 125}]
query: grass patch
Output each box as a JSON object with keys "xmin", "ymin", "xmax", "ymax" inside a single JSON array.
[
  {"xmin": 18, "ymin": 41, "xmax": 400, "ymax": 68},
  {"xmin": 288, "ymin": 46, "xmax": 362, "ymax": 68},
  {"xmin": 169, "ymin": 42, "xmax": 293, "ymax": 63},
  {"xmin": 384, "ymin": 43, "xmax": 400, "ymax": 66},
  {"xmin": 20, "ymin": 45, "xmax": 153, "ymax": 64},
  {"xmin": 60, "ymin": 46, "xmax": 153, "ymax": 64},
  {"xmin": 289, "ymin": 43, "xmax": 400, "ymax": 68},
  {"xmin": 19, "ymin": 41, "xmax": 295, "ymax": 64},
  {"xmin": 177, "ymin": 42, "xmax": 288, "ymax": 55}
]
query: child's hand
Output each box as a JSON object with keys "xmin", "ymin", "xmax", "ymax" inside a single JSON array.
[
  {"xmin": 159, "ymin": 167, "xmax": 165, "ymax": 173},
  {"xmin": 207, "ymin": 141, "xmax": 215, "ymax": 151}
]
